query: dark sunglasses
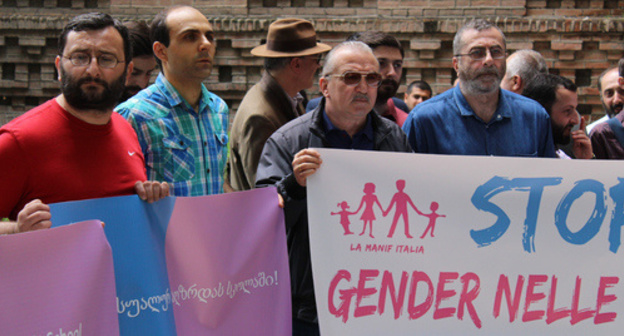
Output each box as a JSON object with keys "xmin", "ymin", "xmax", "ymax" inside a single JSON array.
[{"xmin": 327, "ymin": 71, "xmax": 382, "ymax": 87}]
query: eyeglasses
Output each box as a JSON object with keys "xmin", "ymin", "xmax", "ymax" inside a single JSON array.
[
  {"xmin": 454, "ymin": 47, "xmax": 506, "ymax": 61},
  {"xmin": 62, "ymin": 52, "xmax": 124, "ymax": 69},
  {"xmin": 327, "ymin": 71, "xmax": 382, "ymax": 87}
]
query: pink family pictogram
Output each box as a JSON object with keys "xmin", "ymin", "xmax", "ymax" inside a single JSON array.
[{"xmin": 331, "ymin": 180, "xmax": 445, "ymax": 239}]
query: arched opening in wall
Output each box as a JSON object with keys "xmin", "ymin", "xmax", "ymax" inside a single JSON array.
[
  {"xmin": 0, "ymin": 96, "xmax": 12, "ymax": 106},
  {"xmin": 5, "ymin": 36, "xmax": 18, "ymax": 47},
  {"xmin": 25, "ymin": 96, "xmax": 39, "ymax": 107},
  {"xmin": 577, "ymin": 104, "xmax": 591, "ymax": 116},
  {"xmin": 424, "ymin": 21, "xmax": 437, "ymax": 34},
  {"xmin": 604, "ymin": 0, "xmax": 618, "ymax": 8},
  {"xmin": 575, "ymin": 69, "xmax": 592, "ymax": 87},
  {"xmin": 348, "ymin": 0, "xmax": 363, "ymax": 7},
  {"xmin": 546, "ymin": 0, "xmax": 561, "ymax": 8},
  {"xmin": 219, "ymin": 66, "xmax": 232, "ymax": 83},
  {"xmin": 46, "ymin": 37, "xmax": 58, "ymax": 50},
  {"xmin": 422, "ymin": 68, "xmax": 435, "ymax": 87},
  {"xmin": 2, "ymin": 64, "xmax": 15, "ymax": 80},
  {"xmin": 29, "ymin": 0, "xmax": 44, "ymax": 7},
  {"xmin": 28, "ymin": 64, "xmax": 41, "ymax": 81}
]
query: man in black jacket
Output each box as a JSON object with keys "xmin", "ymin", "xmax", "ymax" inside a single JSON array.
[{"xmin": 256, "ymin": 41, "xmax": 412, "ymax": 336}]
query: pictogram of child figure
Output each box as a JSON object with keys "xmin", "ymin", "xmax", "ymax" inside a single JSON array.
[
  {"xmin": 331, "ymin": 201, "xmax": 355, "ymax": 235},
  {"xmin": 419, "ymin": 201, "xmax": 446, "ymax": 239}
]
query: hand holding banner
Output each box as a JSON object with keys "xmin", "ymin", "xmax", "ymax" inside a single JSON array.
[{"xmin": 50, "ymin": 187, "xmax": 290, "ymax": 335}]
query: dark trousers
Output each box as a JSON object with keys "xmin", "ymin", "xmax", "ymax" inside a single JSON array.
[{"xmin": 292, "ymin": 318, "xmax": 319, "ymax": 336}]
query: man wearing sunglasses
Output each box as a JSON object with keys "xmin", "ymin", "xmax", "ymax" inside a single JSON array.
[
  {"xmin": 306, "ymin": 31, "xmax": 411, "ymax": 125},
  {"xmin": 0, "ymin": 13, "xmax": 169, "ymax": 234},
  {"xmin": 227, "ymin": 18, "xmax": 331, "ymax": 191},
  {"xmin": 256, "ymin": 41, "xmax": 412, "ymax": 335},
  {"xmin": 403, "ymin": 19, "xmax": 556, "ymax": 158}
]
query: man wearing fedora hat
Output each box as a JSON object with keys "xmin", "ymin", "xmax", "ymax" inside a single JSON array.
[{"xmin": 227, "ymin": 18, "xmax": 331, "ymax": 191}]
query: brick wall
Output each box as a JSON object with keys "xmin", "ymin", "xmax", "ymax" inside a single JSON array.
[{"xmin": 1, "ymin": 0, "xmax": 623, "ymax": 126}]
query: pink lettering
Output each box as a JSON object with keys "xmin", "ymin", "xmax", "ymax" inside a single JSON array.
[
  {"xmin": 595, "ymin": 276, "xmax": 618, "ymax": 324},
  {"xmin": 433, "ymin": 272, "xmax": 458, "ymax": 320},
  {"xmin": 522, "ymin": 274, "xmax": 547, "ymax": 322}
]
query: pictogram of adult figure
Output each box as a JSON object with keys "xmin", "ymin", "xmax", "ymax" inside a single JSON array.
[
  {"xmin": 354, "ymin": 183, "xmax": 383, "ymax": 238},
  {"xmin": 383, "ymin": 179, "xmax": 422, "ymax": 238}
]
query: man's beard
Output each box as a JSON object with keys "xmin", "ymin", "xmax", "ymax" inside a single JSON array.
[
  {"xmin": 459, "ymin": 64, "xmax": 504, "ymax": 96},
  {"xmin": 376, "ymin": 78, "xmax": 399, "ymax": 106},
  {"xmin": 603, "ymin": 101, "xmax": 624, "ymax": 118},
  {"xmin": 60, "ymin": 66, "xmax": 126, "ymax": 112},
  {"xmin": 553, "ymin": 122, "xmax": 572, "ymax": 146}
]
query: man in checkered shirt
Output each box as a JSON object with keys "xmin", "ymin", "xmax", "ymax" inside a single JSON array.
[{"xmin": 116, "ymin": 6, "xmax": 229, "ymax": 196}]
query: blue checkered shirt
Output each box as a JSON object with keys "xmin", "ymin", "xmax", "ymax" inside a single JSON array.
[{"xmin": 116, "ymin": 74, "xmax": 229, "ymax": 196}]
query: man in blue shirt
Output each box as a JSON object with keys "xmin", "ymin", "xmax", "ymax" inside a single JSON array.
[
  {"xmin": 403, "ymin": 19, "xmax": 556, "ymax": 158},
  {"xmin": 116, "ymin": 6, "xmax": 229, "ymax": 196}
]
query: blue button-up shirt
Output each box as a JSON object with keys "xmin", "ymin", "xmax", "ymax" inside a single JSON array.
[
  {"xmin": 403, "ymin": 85, "xmax": 556, "ymax": 158},
  {"xmin": 116, "ymin": 74, "xmax": 229, "ymax": 196}
]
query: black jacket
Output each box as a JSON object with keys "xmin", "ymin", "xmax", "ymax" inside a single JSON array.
[{"xmin": 255, "ymin": 99, "xmax": 412, "ymax": 323}]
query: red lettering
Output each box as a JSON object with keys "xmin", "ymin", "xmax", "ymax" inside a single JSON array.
[
  {"xmin": 522, "ymin": 274, "xmax": 547, "ymax": 322},
  {"xmin": 595, "ymin": 276, "xmax": 619, "ymax": 324},
  {"xmin": 354, "ymin": 270, "xmax": 379, "ymax": 318},
  {"xmin": 407, "ymin": 271, "xmax": 434, "ymax": 320},
  {"xmin": 546, "ymin": 275, "xmax": 571, "ymax": 324},
  {"xmin": 493, "ymin": 274, "xmax": 524, "ymax": 322},
  {"xmin": 378, "ymin": 270, "xmax": 409, "ymax": 319},
  {"xmin": 457, "ymin": 272, "xmax": 482, "ymax": 328},
  {"xmin": 571, "ymin": 276, "xmax": 596, "ymax": 325},
  {"xmin": 433, "ymin": 272, "xmax": 458, "ymax": 320}
]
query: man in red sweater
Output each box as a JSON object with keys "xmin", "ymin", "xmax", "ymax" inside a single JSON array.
[{"xmin": 0, "ymin": 13, "xmax": 169, "ymax": 234}]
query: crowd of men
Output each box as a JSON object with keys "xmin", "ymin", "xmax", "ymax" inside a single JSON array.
[{"xmin": 0, "ymin": 7, "xmax": 623, "ymax": 335}]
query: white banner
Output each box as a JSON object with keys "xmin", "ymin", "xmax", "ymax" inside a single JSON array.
[{"xmin": 308, "ymin": 148, "xmax": 624, "ymax": 335}]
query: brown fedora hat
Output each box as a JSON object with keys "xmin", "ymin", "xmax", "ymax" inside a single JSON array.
[{"xmin": 251, "ymin": 18, "xmax": 332, "ymax": 58}]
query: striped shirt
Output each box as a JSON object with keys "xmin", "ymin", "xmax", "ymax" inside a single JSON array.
[{"xmin": 116, "ymin": 73, "xmax": 229, "ymax": 196}]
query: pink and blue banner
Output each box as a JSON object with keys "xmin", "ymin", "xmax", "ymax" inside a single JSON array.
[
  {"xmin": 0, "ymin": 220, "xmax": 119, "ymax": 336},
  {"xmin": 45, "ymin": 187, "xmax": 290, "ymax": 335},
  {"xmin": 308, "ymin": 148, "xmax": 624, "ymax": 335}
]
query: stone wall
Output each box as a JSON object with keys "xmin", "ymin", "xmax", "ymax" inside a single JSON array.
[{"xmin": 1, "ymin": 0, "xmax": 623, "ymax": 126}]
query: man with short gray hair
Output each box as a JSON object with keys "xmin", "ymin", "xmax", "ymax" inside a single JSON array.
[
  {"xmin": 500, "ymin": 49, "xmax": 548, "ymax": 94},
  {"xmin": 403, "ymin": 19, "xmax": 556, "ymax": 157},
  {"xmin": 256, "ymin": 41, "xmax": 411, "ymax": 335}
]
